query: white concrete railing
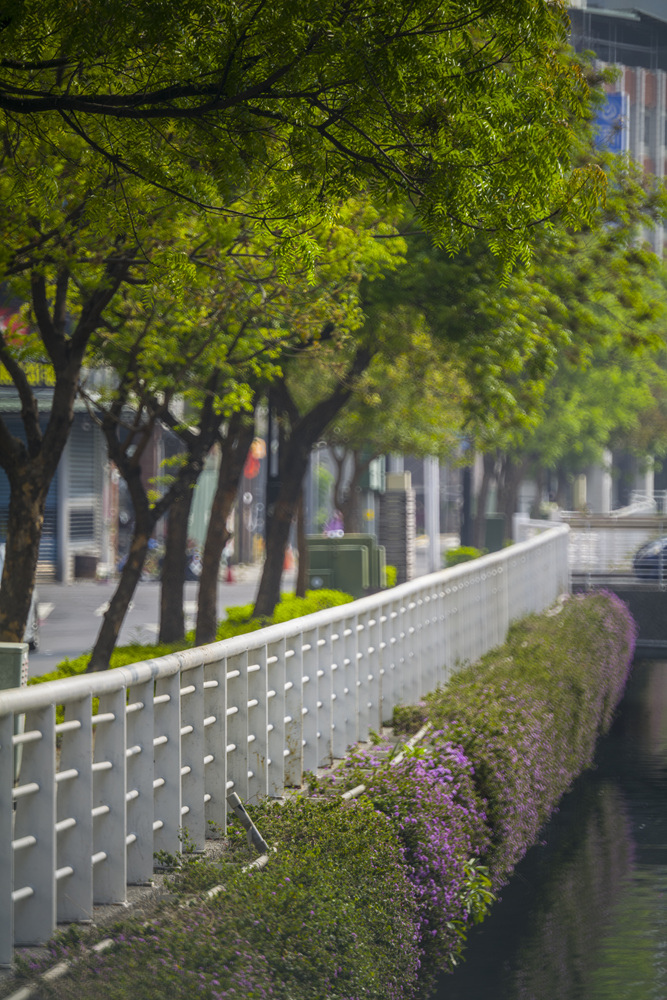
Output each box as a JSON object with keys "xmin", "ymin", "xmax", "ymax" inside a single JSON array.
[
  {"xmin": 0, "ymin": 525, "xmax": 569, "ymax": 965},
  {"xmin": 559, "ymin": 514, "xmax": 667, "ymax": 575},
  {"xmin": 515, "ymin": 511, "xmax": 667, "ymax": 577}
]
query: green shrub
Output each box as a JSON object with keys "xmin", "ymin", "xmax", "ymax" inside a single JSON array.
[
  {"xmin": 319, "ymin": 737, "xmax": 492, "ymax": 981},
  {"xmin": 272, "ymin": 588, "xmax": 352, "ymax": 622},
  {"xmin": 222, "ymin": 601, "xmax": 256, "ymax": 624},
  {"xmin": 39, "ymin": 798, "xmax": 421, "ymax": 1000},
  {"xmin": 392, "ymin": 702, "xmax": 426, "ymax": 735},
  {"xmin": 385, "ymin": 564, "xmax": 398, "ymax": 587},
  {"xmin": 445, "ymin": 546, "xmax": 485, "ymax": 567},
  {"xmin": 425, "ymin": 592, "xmax": 636, "ymax": 884}
]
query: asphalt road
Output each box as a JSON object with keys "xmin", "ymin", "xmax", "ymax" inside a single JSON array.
[{"xmin": 29, "ymin": 564, "xmax": 276, "ymax": 678}]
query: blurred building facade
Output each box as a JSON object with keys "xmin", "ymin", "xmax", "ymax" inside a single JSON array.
[{"xmin": 570, "ymin": 1, "xmax": 667, "ymax": 256}]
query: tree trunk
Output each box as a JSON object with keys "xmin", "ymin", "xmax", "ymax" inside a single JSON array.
[
  {"xmin": 332, "ymin": 448, "xmax": 346, "ymax": 515},
  {"xmin": 195, "ymin": 416, "xmax": 255, "ymax": 646},
  {"xmin": 0, "ymin": 466, "xmax": 48, "ymax": 641},
  {"xmin": 555, "ymin": 466, "xmax": 568, "ymax": 508},
  {"xmin": 254, "ymin": 348, "xmax": 372, "ymax": 619},
  {"xmin": 0, "ymin": 260, "xmax": 128, "ymax": 643},
  {"xmin": 338, "ymin": 450, "xmax": 372, "ymax": 532},
  {"xmin": 253, "ymin": 454, "xmax": 307, "ymax": 618},
  {"xmin": 158, "ymin": 484, "xmax": 196, "ymax": 644},
  {"xmin": 87, "ymin": 408, "xmax": 214, "ymax": 670},
  {"xmin": 497, "ymin": 455, "xmax": 529, "ymax": 540},
  {"xmin": 87, "ymin": 520, "xmax": 151, "ymax": 671},
  {"xmin": 295, "ymin": 489, "xmax": 307, "ymax": 597},
  {"xmin": 473, "ymin": 453, "xmax": 495, "ymax": 549}
]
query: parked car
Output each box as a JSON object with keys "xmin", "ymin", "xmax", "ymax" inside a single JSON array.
[
  {"xmin": 0, "ymin": 543, "xmax": 39, "ymax": 650},
  {"xmin": 633, "ymin": 537, "xmax": 667, "ymax": 581}
]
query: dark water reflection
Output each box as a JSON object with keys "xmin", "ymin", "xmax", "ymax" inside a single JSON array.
[{"xmin": 430, "ymin": 659, "xmax": 667, "ymax": 1000}]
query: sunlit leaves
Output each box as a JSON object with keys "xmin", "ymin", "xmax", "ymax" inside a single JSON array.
[{"xmin": 0, "ymin": 1, "xmax": 604, "ymax": 263}]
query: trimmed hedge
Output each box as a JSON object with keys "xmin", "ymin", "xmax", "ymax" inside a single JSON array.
[
  {"xmin": 20, "ymin": 592, "xmax": 636, "ymax": 1000},
  {"xmin": 321, "ymin": 738, "xmax": 493, "ymax": 976},
  {"xmin": 31, "ymin": 799, "xmax": 421, "ymax": 1000},
  {"xmin": 425, "ymin": 590, "xmax": 637, "ymax": 884},
  {"xmin": 444, "ymin": 546, "xmax": 485, "ymax": 567}
]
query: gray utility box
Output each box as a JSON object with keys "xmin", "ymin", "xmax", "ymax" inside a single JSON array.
[
  {"xmin": 307, "ymin": 534, "xmax": 386, "ymax": 599},
  {"xmin": 0, "ymin": 642, "xmax": 29, "ymax": 782}
]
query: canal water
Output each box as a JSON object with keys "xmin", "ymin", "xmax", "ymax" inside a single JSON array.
[{"xmin": 430, "ymin": 658, "xmax": 667, "ymax": 1000}]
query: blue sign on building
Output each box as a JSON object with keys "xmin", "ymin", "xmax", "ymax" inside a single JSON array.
[{"xmin": 595, "ymin": 92, "xmax": 628, "ymax": 152}]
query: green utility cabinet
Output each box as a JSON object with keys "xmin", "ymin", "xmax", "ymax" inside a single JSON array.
[
  {"xmin": 0, "ymin": 642, "xmax": 29, "ymax": 782},
  {"xmin": 307, "ymin": 534, "xmax": 386, "ymax": 599},
  {"xmin": 484, "ymin": 515, "xmax": 506, "ymax": 553}
]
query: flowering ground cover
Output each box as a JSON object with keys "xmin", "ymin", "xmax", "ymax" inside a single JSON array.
[
  {"xmin": 425, "ymin": 591, "xmax": 637, "ymax": 884},
  {"xmin": 11, "ymin": 592, "xmax": 636, "ymax": 1000}
]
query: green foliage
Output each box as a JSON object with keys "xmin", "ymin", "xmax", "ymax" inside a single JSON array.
[
  {"xmin": 272, "ymin": 589, "xmax": 353, "ymax": 623},
  {"xmin": 385, "ymin": 564, "xmax": 398, "ymax": 588},
  {"xmin": 445, "ymin": 546, "xmax": 485, "ymax": 567},
  {"xmin": 425, "ymin": 592, "xmax": 636, "ymax": 882},
  {"xmin": 38, "ymin": 799, "xmax": 421, "ymax": 1000},
  {"xmin": 0, "ymin": 1, "xmax": 605, "ymax": 261},
  {"xmin": 392, "ymin": 703, "xmax": 426, "ymax": 735},
  {"xmin": 462, "ymin": 156, "xmax": 667, "ymax": 489},
  {"xmin": 221, "ymin": 602, "xmax": 257, "ymax": 626},
  {"xmin": 461, "ymin": 859, "xmax": 496, "ymax": 925},
  {"xmin": 317, "ymin": 327, "xmax": 467, "ymax": 464}
]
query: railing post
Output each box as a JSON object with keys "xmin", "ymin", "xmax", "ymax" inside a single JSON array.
[
  {"xmin": 266, "ymin": 637, "xmax": 286, "ymax": 797},
  {"xmin": 301, "ymin": 628, "xmax": 319, "ymax": 774},
  {"xmin": 179, "ymin": 662, "xmax": 206, "ymax": 851},
  {"xmin": 356, "ymin": 611, "xmax": 372, "ymax": 742},
  {"xmin": 248, "ymin": 645, "xmax": 269, "ymax": 804},
  {"xmin": 226, "ymin": 651, "xmax": 249, "ymax": 802},
  {"xmin": 405, "ymin": 597, "xmax": 421, "ymax": 703},
  {"xmin": 92, "ymin": 688, "xmax": 127, "ymax": 904},
  {"xmin": 377, "ymin": 604, "xmax": 390, "ymax": 732},
  {"xmin": 284, "ymin": 636, "xmax": 304, "ymax": 787},
  {"xmin": 0, "ymin": 712, "xmax": 14, "ymax": 966},
  {"xmin": 153, "ymin": 671, "xmax": 182, "ymax": 856},
  {"xmin": 433, "ymin": 582, "xmax": 447, "ymax": 687},
  {"xmin": 126, "ymin": 678, "xmax": 156, "ymax": 882},
  {"xmin": 316, "ymin": 624, "xmax": 333, "ymax": 768},
  {"xmin": 56, "ymin": 693, "xmax": 93, "ymax": 922},
  {"xmin": 203, "ymin": 655, "xmax": 227, "ymax": 835},
  {"xmin": 340, "ymin": 616, "xmax": 359, "ymax": 746},
  {"xmin": 387, "ymin": 598, "xmax": 404, "ymax": 712},
  {"xmin": 331, "ymin": 621, "xmax": 348, "ymax": 759},
  {"xmin": 13, "ymin": 703, "xmax": 56, "ymax": 946}
]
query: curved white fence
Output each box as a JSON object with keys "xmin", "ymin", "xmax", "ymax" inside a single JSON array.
[{"xmin": 0, "ymin": 524, "xmax": 569, "ymax": 964}]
